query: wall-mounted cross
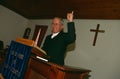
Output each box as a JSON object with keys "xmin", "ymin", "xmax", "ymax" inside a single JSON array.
[{"xmin": 90, "ymin": 24, "xmax": 105, "ymax": 46}]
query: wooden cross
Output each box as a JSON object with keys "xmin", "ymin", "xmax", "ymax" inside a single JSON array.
[{"xmin": 90, "ymin": 24, "xmax": 105, "ymax": 46}]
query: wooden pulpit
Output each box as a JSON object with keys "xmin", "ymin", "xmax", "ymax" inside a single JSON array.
[
  {"xmin": 24, "ymin": 48, "xmax": 91, "ymax": 79},
  {"xmin": 0, "ymin": 38, "xmax": 91, "ymax": 79}
]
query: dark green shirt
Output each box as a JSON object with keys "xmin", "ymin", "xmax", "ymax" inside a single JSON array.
[{"xmin": 42, "ymin": 22, "xmax": 76, "ymax": 65}]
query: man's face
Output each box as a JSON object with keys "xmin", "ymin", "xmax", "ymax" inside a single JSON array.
[{"xmin": 51, "ymin": 18, "xmax": 63, "ymax": 33}]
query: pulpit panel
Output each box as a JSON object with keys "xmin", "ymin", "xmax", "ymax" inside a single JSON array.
[{"xmin": 1, "ymin": 41, "xmax": 32, "ymax": 79}]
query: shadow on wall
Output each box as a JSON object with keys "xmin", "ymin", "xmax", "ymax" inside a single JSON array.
[
  {"xmin": 67, "ymin": 42, "xmax": 76, "ymax": 52},
  {"xmin": 64, "ymin": 42, "xmax": 76, "ymax": 58}
]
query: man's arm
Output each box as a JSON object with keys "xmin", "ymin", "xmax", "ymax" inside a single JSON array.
[{"xmin": 65, "ymin": 11, "xmax": 76, "ymax": 44}]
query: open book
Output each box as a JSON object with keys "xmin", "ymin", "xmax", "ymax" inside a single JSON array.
[
  {"xmin": 16, "ymin": 37, "xmax": 47, "ymax": 55},
  {"xmin": 16, "ymin": 29, "xmax": 47, "ymax": 61},
  {"xmin": 33, "ymin": 44, "xmax": 46, "ymax": 55},
  {"xmin": 16, "ymin": 37, "xmax": 48, "ymax": 62}
]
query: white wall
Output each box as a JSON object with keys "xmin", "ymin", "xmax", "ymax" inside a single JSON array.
[
  {"xmin": 0, "ymin": 5, "xmax": 28, "ymax": 46},
  {"xmin": 28, "ymin": 19, "xmax": 120, "ymax": 79},
  {"xmin": 65, "ymin": 20, "xmax": 120, "ymax": 79}
]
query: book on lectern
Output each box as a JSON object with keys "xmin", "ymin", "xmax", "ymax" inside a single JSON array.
[{"xmin": 15, "ymin": 29, "xmax": 47, "ymax": 62}]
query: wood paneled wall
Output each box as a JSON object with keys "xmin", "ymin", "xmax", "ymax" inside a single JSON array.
[{"xmin": 1, "ymin": 0, "xmax": 120, "ymax": 19}]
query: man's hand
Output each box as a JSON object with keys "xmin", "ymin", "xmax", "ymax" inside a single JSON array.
[{"xmin": 67, "ymin": 11, "xmax": 74, "ymax": 22}]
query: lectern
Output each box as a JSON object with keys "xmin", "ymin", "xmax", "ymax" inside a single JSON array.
[
  {"xmin": 24, "ymin": 48, "xmax": 91, "ymax": 79},
  {"xmin": 1, "ymin": 38, "xmax": 91, "ymax": 79}
]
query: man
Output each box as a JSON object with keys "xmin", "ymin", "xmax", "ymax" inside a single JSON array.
[{"xmin": 42, "ymin": 11, "xmax": 76, "ymax": 65}]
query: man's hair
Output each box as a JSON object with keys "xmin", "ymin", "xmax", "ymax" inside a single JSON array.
[{"xmin": 53, "ymin": 17, "xmax": 64, "ymax": 25}]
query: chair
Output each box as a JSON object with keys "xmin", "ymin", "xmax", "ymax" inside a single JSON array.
[
  {"xmin": 0, "ymin": 40, "xmax": 3, "ymax": 53},
  {"xmin": 0, "ymin": 40, "xmax": 4, "ymax": 70}
]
